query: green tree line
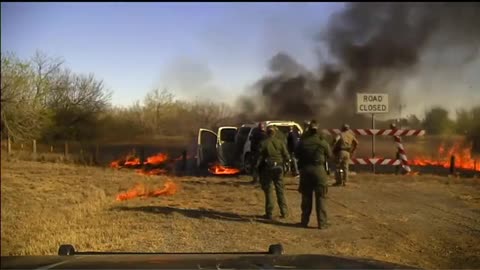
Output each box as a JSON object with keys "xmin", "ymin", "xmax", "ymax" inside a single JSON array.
[{"xmin": 1, "ymin": 51, "xmax": 479, "ymax": 152}]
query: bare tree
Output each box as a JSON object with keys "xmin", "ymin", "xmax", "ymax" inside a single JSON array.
[
  {"xmin": 188, "ymin": 101, "xmax": 235, "ymax": 130},
  {"xmin": 142, "ymin": 88, "xmax": 177, "ymax": 134},
  {"xmin": 1, "ymin": 52, "xmax": 49, "ymax": 140},
  {"xmin": 31, "ymin": 50, "xmax": 64, "ymax": 106},
  {"xmin": 43, "ymin": 71, "xmax": 112, "ymax": 141}
]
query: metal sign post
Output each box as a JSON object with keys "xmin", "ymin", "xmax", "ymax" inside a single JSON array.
[
  {"xmin": 356, "ymin": 93, "xmax": 389, "ymax": 174},
  {"xmin": 372, "ymin": 114, "xmax": 375, "ymax": 173}
]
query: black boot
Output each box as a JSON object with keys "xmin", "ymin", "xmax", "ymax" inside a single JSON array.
[
  {"xmin": 296, "ymin": 222, "xmax": 308, "ymax": 228},
  {"xmin": 263, "ymin": 213, "xmax": 273, "ymax": 220}
]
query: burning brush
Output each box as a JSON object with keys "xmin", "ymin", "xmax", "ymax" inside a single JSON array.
[
  {"xmin": 110, "ymin": 151, "xmax": 170, "ymax": 175},
  {"xmin": 110, "ymin": 152, "xmax": 168, "ymax": 168},
  {"xmin": 208, "ymin": 163, "xmax": 240, "ymax": 175},
  {"xmin": 116, "ymin": 180, "xmax": 178, "ymax": 201},
  {"xmin": 411, "ymin": 142, "xmax": 479, "ymax": 172}
]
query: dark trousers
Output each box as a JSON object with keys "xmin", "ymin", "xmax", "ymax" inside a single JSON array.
[
  {"xmin": 261, "ymin": 167, "xmax": 288, "ymax": 217},
  {"xmin": 251, "ymin": 151, "xmax": 260, "ymax": 182},
  {"xmin": 289, "ymin": 152, "xmax": 299, "ymax": 175},
  {"xmin": 301, "ymin": 186, "xmax": 328, "ymax": 227}
]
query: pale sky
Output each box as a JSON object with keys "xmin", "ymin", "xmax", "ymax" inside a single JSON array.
[{"xmin": 2, "ymin": 2, "xmax": 345, "ymax": 106}]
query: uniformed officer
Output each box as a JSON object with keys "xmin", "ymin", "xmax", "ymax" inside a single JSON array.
[
  {"xmin": 287, "ymin": 126, "xmax": 300, "ymax": 176},
  {"xmin": 257, "ymin": 126, "xmax": 291, "ymax": 220},
  {"xmin": 332, "ymin": 124, "xmax": 358, "ymax": 186},
  {"xmin": 301, "ymin": 120, "xmax": 310, "ymax": 140},
  {"xmin": 272, "ymin": 125, "xmax": 287, "ymax": 145},
  {"xmin": 250, "ymin": 122, "xmax": 268, "ymax": 184},
  {"xmin": 296, "ymin": 121, "xmax": 332, "ymax": 229}
]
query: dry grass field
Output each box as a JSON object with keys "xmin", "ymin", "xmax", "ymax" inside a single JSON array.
[{"xmin": 1, "ymin": 157, "xmax": 480, "ymax": 269}]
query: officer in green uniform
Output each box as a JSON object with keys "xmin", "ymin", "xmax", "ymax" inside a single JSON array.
[
  {"xmin": 301, "ymin": 120, "xmax": 310, "ymax": 140},
  {"xmin": 296, "ymin": 121, "xmax": 332, "ymax": 229},
  {"xmin": 257, "ymin": 126, "xmax": 291, "ymax": 220},
  {"xmin": 272, "ymin": 125, "xmax": 287, "ymax": 145}
]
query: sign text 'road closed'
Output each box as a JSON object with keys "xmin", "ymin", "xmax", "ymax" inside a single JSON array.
[{"xmin": 356, "ymin": 93, "xmax": 389, "ymax": 114}]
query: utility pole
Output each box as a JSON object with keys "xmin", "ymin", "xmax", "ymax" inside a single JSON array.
[{"xmin": 399, "ymin": 104, "xmax": 406, "ymax": 128}]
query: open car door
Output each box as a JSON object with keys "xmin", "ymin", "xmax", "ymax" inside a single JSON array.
[
  {"xmin": 197, "ymin": 129, "xmax": 218, "ymax": 168},
  {"xmin": 217, "ymin": 126, "xmax": 238, "ymax": 166}
]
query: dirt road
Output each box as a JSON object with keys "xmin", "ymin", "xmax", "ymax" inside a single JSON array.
[{"xmin": 1, "ymin": 159, "xmax": 479, "ymax": 268}]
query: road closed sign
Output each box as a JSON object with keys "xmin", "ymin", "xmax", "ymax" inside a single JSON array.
[{"xmin": 356, "ymin": 93, "xmax": 389, "ymax": 114}]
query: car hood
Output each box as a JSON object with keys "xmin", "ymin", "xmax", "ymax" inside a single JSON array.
[{"xmin": 1, "ymin": 254, "xmax": 417, "ymax": 269}]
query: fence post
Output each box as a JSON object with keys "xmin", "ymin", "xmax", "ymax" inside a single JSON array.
[
  {"xmin": 32, "ymin": 139, "xmax": 37, "ymax": 160},
  {"xmin": 64, "ymin": 141, "xmax": 69, "ymax": 158},
  {"xmin": 95, "ymin": 143, "xmax": 99, "ymax": 165},
  {"xmin": 140, "ymin": 146, "xmax": 145, "ymax": 165},
  {"xmin": 21, "ymin": 143, "xmax": 24, "ymax": 150},
  {"xmin": 182, "ymin": 150, "xmax": 187, "ymax": 171},
  {"xmin": 89, "ymin": 153, "xmax": 93, "ymax": 166},
  {"xmin": 7, "ymin": 136, "xmax": 11, "ymax": 154},
  {"xmin": 80, "ymin": 148, "xmax": 84, "ymax": 164},
  {"xmin": 449, "ymin": 155, "xmax": 455, "ymax": 175},
  {"xmin": 50, "ymin": 146, "xmax": 54, "ymax": 153}
]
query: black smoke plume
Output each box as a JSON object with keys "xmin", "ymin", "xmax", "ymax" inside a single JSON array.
[{"xmin": 238, "ymin": 2, "xmax": 480, "ymax": 127}]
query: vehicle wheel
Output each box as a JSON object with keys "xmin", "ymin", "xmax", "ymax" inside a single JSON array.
[
  {"xmin": 268, "ymin": 244, "xmax": 284, "ymax": 255},
  {"xmin": 58, "ymin": 244, "xmax": 75, "ymax": 256},
  {"xmin": 243, "ymin": 153, "xmax": 252, "ymax": 174}
]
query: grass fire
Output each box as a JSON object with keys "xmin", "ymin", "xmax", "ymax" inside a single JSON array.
[
  {"xmin": 110, "ymin": 151, "xmax": 170, "ymax": 175},
  {"xmin": 208, "ymin": 163, "xmax": 240, "ymax": 175},
  {"xmin": 115, "ymin": 180, "xmax": 178, "ymax": 201},
  {"xmin": 411, "ymin": 142, "xmax": 480, "ymax": 172}
]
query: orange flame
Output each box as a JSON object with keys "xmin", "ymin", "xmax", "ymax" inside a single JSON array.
[
  {"xmin": 208, "ymin": 163, "xmax": 240, "ymax": 175},
  {"xmin": 110, "ymin": 152, "xmax": 169, "ymax": 168},
  {"xmin": 411, "ymin": 142, "xmax": 479, "ymax": 171},
  {"xmin": 116, "ymin": 180, "xmax": 178, "ymax": 201},
  {"xmin": 145, "ymin": 153, "xmax": 168, "ymax": 166},
  {"xmin": 115, "ymin": 183, "xmax": 147, "ymax": 201},
  {"xmin": 150, "ymin": 181, "xmax": 177, "ymax": 196},
  {"xmin": 125, "ymin": 158, "xmax": 141, "ymax": 166},
  {"xmin": 110, "ymin": 160, "xmax": 122, "ymax": 169}
]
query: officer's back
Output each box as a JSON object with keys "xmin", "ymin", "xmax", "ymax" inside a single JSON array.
[
  {"xmin": 260, "ymin": 131, "xmax": 289, "ymax": 165},
  {"xmin": 297, "ymin": 123, "xmax": 331, "ymax": 185}
]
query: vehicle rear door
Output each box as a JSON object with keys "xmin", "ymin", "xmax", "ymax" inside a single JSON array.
[
  {"xmin": 217, "ymin": 126, "xmax": 238, "ymax": 166},
  {"xmin": 234, "ymin": 126, "xmax": 252, "ymax": 161},
  {"xmin": 197, "ymin": 128, "xmax": 218, "ymax": 168}
]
